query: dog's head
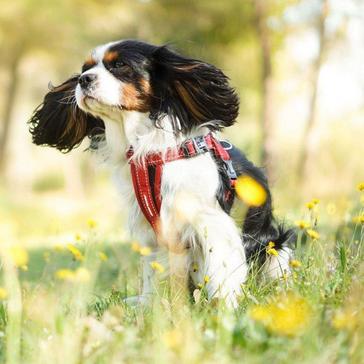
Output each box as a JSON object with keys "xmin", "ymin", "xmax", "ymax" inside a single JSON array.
[{"xmin": 30, "ymin": 40, "xmax": 239, "ymax": 152}]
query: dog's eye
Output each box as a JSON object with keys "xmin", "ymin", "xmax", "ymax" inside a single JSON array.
[{"xmin": 109, "ymin": 61, "xmax": 126, "ymax": 70}]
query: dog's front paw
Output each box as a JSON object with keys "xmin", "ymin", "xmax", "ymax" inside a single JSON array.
[{"xmin": 123, "ymin": 294, "xmax": 152, "ymax": 307}]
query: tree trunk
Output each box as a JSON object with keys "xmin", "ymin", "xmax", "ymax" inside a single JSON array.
[
  {"xmin": 0, "ymin": 52, "xmax": 22, "ymax": 177},
  {"xmin": 296, "ymin": 0, "xmax": 328, "ymax": 181},
  {"xmin": 253, "ymin": 0, "xmax": 275, "ymax": 181}
]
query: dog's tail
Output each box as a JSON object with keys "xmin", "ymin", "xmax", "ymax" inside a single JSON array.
[{"xmin": 227, "ymin": 144, "xmax": 296, "ymax": 264}]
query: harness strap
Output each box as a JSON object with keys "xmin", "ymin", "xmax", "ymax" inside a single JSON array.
[{"xmin": 127, "ymin": 133, "xmax": 237, "ymax": 233}]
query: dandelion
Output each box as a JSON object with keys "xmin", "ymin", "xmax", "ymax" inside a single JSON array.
[
  {"xmin": 332, "ymin": 310, "xmax": 357, "ymax": 331},
  {"xmin": 294, "ymin": 220, "xmax": 310, "ymax": 230},
  {"xmin": 139, "ymin": 247, "xmax": 151, "ymax": 256},
  {"xmin": 55, "ymin": 268, "xmax": 90, "ymax": 283},
  {"xmin": 266, "ymin": 241, "xmax": 279, "ymax": 256},
  {"xmin": 67, "ymin": 244, "xmax": 84, "ymax": 261},
  {"xmin": 54, "ymin": 244, "xmax": 64, "ymax": 252},
  {"xmin": 204, "ymin": 275, "xmax": 210, "ymax": 284},
  {"xmin": 131, "ymin": 241, "xmax": 141, "ymax": 252},
  {"xmin": 43, "ymin": 252, "xmax": 50, "ymax": 263},
  {"xmin": 235, "ymin": 175, "xmax": 267, "ymax": 207},
  {"xmin": 74, "ymin": 267, "xmax": 91, "ymax": 282},
  {"xmin": 352, "ymin": 215, "xmax": 364, "ymax": 224},
  {"xmin": 326, "ymin": 203, "xmax": 336, "ymax": 215},
  {"xmin": 249, "ymin": 293, "xmax": 311, "ymax": 336},
  {"xmin": 357, "ymin": 182, "xmax": 364, "ymax": 192},
  {"xmin": 163, "ymin": 329, "xmax": 183, "ymax": 351},
  {"xmin": 311, "ymin": 198, "xmax": 320, "ymax": 205},
  {"xmin": 55, "ymin": 269, "xmax": 75, "ymax": 281},
  {"xmin": 9, "ymin": 246, "xmax": 29, "ymax": 269},
  {"xmin": 305, "ymin": 201, "xmax": 315, "ymax": 210},
  {"xmin": 87, "ymin": 218, "xmax": 97, "ymax": 229},
  {"xmin": 75, "ymin": 233, "xmax": 82, "ymax": 241},
  {"xmin": 290, "ymin": 259, "xmax": 302, "ymax": 268},
  {"xmin": 306, "ymin": 229, "xmax": 320, "ymax": 240},
  {"xmin": 150, "ymin": 261, "xmax": 165, "ymax": 273},
  {"xmin": 0, "ymin": 287, "xmax": 8, "ymax": 300},
  {"xmin": 98, "ymin": 251, "xmax": 108, "ymax": 262}
]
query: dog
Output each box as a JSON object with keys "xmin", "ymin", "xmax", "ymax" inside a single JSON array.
[{"xmin": 29, "ymin": 40, "xmax": 295, "ymax": 307}]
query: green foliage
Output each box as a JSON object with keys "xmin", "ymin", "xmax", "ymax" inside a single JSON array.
[{"xmin": 31, "ymin": 173, "xmax": 65, "ymax": 193}]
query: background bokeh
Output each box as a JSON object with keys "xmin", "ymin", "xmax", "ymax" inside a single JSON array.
[{"xmin": 0, "ymin": 0, "xmax": 363, "ymax": 248}]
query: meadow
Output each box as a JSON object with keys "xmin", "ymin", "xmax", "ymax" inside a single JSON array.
[
  {"xmin": 1, "ymin": 1, "xmax": 364, "ymax": 363},
  {"xmin": 0, "ymin": 180, "xmax": 363, "ymax": 364}
]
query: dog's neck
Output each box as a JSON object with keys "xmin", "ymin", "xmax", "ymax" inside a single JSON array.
[{"xmin": 101, "ymin": 111, "xmax": 210, "ymax": 164}]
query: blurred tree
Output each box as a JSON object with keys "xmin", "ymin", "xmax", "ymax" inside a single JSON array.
[
  {"xmin": 0, "ymin": 0, "xmax": 130, "ymax": 178},
  {"xmin": 253, "ymin": 0, "xmax": 274, "ymax": 179},
  {"xmin": 296, "ymin": 0, "xmax": 329, "ymax": 181}
]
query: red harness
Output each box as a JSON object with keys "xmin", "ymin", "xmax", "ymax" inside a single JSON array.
[{"xmin": 126, "ymin": 133, "xmax": 237, "ymax": 234}]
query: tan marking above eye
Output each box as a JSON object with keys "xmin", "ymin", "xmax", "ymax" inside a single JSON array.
[
  {"xmin": 103, "ymin": 51, "xmax": 119, "ymax": 63},
  {"xmin": 84, "ymin": 57, "xmax": 96, "ymax": 67}
]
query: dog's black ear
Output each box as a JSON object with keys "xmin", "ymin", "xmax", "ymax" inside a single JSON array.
[
  {"xmin": 150, "ymin": 46, "xmax": 239, "ymax": 133},
  {"xmin": 29, "ymin": 75, "xmax": 104, "ymax": 152}
]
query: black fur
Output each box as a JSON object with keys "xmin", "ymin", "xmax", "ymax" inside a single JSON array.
[
  {"xmin": 108, "ymin": 40, "xmax": 239, "ymax": 134},
  {"xmin": 220, "ymin": 144, "xmax": 296, "ymax": 265},
  {"xmin": 29, "ymin": 75, "xmax": 104, "ymax": 152}
]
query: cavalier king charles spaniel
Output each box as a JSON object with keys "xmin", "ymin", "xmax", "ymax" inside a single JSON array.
[{"xmin": 29, "ymin": 40, "xmax": 295, "ymax": 308}]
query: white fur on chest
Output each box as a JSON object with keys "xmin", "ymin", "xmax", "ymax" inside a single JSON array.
[{"xmin": 101, "ymin": 111, "xmax": 219, "ymax": 245}]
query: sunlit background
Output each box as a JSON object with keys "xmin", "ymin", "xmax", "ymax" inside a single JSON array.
[{"xmin": 0, "ymin": 0, "xmax": 363, "ymax": 248}]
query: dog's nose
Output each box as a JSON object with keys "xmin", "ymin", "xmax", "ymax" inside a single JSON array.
[{"xmin": 79, "ymin": 73, "xmax": 97, "ymax": 88}]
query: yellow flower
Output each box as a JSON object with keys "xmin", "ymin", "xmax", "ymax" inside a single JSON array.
[
  {"xmin": 163, "ymin": 329, "xmax": 183, "ymax": 351},
  {"xmin": 74, "ymin": 267, "xmax": 91, "ymax": 282},
  {"xmin": 67, "ymin": 244, "xmax": 84, "ymax": 261},
  {"xmin": 87, "ymin": 219, "xmax": 97, "ymax": 229},
  {"xmin": 357, "ymin": 182, "xmax": 364, "ymax": 192},
  {"xmin": 0, "ymin": 287, "xmax": 8, "ymax": 300},
  {"xmin": 139, "ymin": 247, "xmax": 152, "ymax": 256},
  {"xmin": 150, "ymin": 261, "xmax": 165, "ymax": 273},
  {"xmin": 55, "ymin": 268, "xmax": 90, "ymax": 283},
  {"xmin": 326, "ymin": 203, "xmax": 336, "ymax": 215},
  {"xmin": 55, "ymin": 269, "xmax": 75, "ymax": 281},
  {"xmin": 311, "ymin": 198, "xmax": 320, "ymax": 205},
  {"xmin": 131, "ymin": 242, "xmax": 141, "ymax": 252},
  {"xmin": 290, "ymin": 259, "xmax": 302, "ymax": 268},
  {"xmin": 267, "ymin": 241, "xmax": 275, "ymax": 248},
  {"xmin": 9, "ymin": 246, "xmax": 29, "ymax": 268},
  {"xmin": 98, "ymin": 251, "xmax": 108, "ymax": 262},
  {"xmin": 192, "ymin": 263, "xmax": 199, "ymax": 272},
  {"xmin": 267, "ymin": 247, "xmax": 279, "ymax": 256},
  {"xmin": 75, "ymin": 233, "xmax": 82, "ymax": 241},
  {"xmin": 43, "ymin": 252, "xmax": 50, "ymax": 263},
  {"xmin": 54, "ymin": 244, "xmax": 64, "ymax": 252},
  {"xmin": 294, "ymin": 220, "xmax": 310, "ymax": 230},
  {"xmin": 235, "ymin": 175, "xmax": 267, "ymax": 207},
  {"xmin": 306, "ymin": 229, "xmax": 320, "ymax": 240},
  {"xmin": 249, "ymin": 293, "xmax": 311, "ymax": 336},
  {"xmin": 305, "ymin": 202, "xmax": 315, "ymax": 210},
  {"xmin": 204, "ymin": 275, "xmax": 210, "ymax": 284},
  {"xmin": 332, "ymin": 311, "xmax": 357, "ymax": 331},
  {"xmin": 352, "ymin": 215, "xmax": 364, "ymax": 224}
]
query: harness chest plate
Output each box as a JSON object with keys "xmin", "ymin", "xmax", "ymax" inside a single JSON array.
[{"xmin": 127, "ymin": 133, "xmax": 237, "ymax": 234}]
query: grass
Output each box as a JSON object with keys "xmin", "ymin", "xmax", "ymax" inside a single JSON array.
[{"xmin": 0, "ymin": 188, "xmax": 363, "ymax": 364}]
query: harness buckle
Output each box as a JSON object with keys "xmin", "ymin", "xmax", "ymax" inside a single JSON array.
[
  {"xmin": 223, "ymin": 159, "xmax": 237, "ymax": 181},
  {"xmin": 192, "ymin": 136, "xmax": 208, "ymax": 154}
]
